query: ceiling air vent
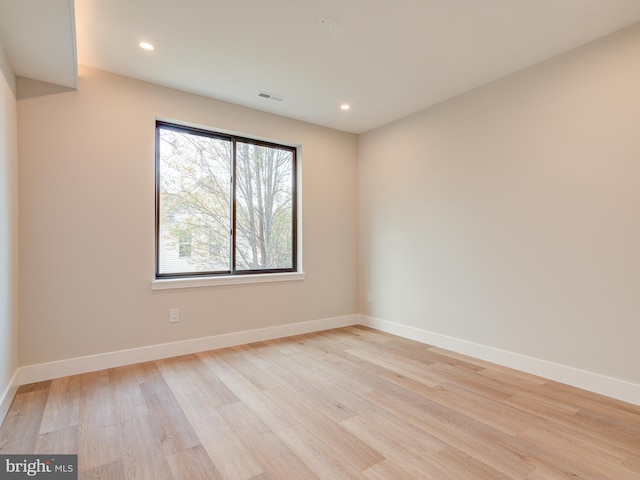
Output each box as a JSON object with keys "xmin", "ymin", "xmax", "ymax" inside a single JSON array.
[{"xmin": 258, "ymin": 91, "xmax": 285, "ymax": 102}]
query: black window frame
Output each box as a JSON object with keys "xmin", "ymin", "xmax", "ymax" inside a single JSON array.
[{"xmin": 155, "ymin": 120, "xmax": 298, "ymax": 279}]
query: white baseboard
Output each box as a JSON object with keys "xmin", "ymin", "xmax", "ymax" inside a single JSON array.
[
  {"xmin": 0, "ymin": 369, "xmax": 19, "ymax": 427},
  {"xmin": 359, "ymin": 314, "xmax": 640, "ymax": 406},
  {"xmin": 13, "ymin": 313, "xmax": 640, "ymax": 407},
  {"xmin": 18, "ymin": 315, "xmax": 358, "ymax": 385}
]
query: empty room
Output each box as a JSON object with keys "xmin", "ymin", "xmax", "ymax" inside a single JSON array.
[{"xmin": 1, "ymin": 0, "xmax": 640, "ymax": 478}]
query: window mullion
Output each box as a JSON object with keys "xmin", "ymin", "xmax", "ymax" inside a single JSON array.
[{"xmin": 231, "ymin": 139, "xmax": 237, "ymax": 274}]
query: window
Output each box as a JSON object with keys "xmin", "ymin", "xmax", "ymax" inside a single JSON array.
[
  {"xmin": 156, "ymin": 121, "xmax": 297, "ymax": 278},
  {"xmin": 178, "ymin": 230, "xmax": 192, "ymax": 258}
]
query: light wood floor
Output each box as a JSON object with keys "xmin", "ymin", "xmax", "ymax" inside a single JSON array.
[{"xmin": 1, "ymin": 326, "xmax": 639, "ymax": 479}]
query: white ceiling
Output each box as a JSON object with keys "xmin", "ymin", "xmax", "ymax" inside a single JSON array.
[
  {"xmin": 0, "ymin": 0, "xmax": 77, "ymax": 89},
  {"xmin": 2, "ymin": 1, "xmax": 640, "ymax": 133}
]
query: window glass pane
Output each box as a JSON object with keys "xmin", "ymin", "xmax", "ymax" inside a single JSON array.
[
  {"xmin": 235, "ymin": 142, "xmax": 294, "ymax": 271},
  {"xmin": 158, "ymin": 128, "xmax": 232, "ymax": 274}
]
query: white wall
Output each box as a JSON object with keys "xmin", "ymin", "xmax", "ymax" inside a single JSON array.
[
  {"xmin": 18, "ymin": 66, "xmax": 358, "ymax": 367},
  {"xmin": 359, "ymin": 23, "xmax": 640, "ymax": 386},
  {"xmin": 0, "ymin": 39, "xmax": 19, "ymax": 417}
]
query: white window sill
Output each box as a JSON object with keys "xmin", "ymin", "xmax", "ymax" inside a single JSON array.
[{"xmin": 151, "ymin": 272, "xmax": 306, "ymax": 291}]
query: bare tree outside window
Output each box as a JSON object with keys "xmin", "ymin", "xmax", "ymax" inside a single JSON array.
[
  {"xmin": 156, "ymin": 122, "xmax": 297, "ymax": 277},
  {"xmin": 235, "ymin": 141, "xmax": 293, "ymax": 270}
]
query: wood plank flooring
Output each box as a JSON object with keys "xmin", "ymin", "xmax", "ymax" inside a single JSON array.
[{"xmin": 1, "ymin": 326, "xmax": 639, "ymax": 479}]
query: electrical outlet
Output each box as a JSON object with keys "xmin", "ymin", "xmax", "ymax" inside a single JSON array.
[
  {"xmin": 367, "ymin": 292, "xmax": 373, "ymax": 303},
  {"xmin": 169, "ymin": 308, "xmax": 179, "ymax": 323}
]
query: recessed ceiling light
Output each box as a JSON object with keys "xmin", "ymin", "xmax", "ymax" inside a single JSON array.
[
  {"xmin": 138, "ymin": 41, "xmax": 155, "ymax": 51},
  {"xmin": 340, "ymin": 103, "xmax": 351, "ymax": 111}
]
